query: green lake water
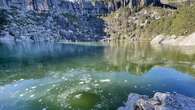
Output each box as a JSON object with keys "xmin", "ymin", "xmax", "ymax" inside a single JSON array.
[{"xmin": 0, "ymin": 41, "xmax": 195, "ymax": 110}]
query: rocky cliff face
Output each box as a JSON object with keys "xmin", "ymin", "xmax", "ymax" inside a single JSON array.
[
  {"xmin": 0, "ymin": 0, "xmax": 162, "ymax": 14},
  {"xmin": 106, "ymin": 0, "xmax": 161, "ymax": 11},
  {"xmin": 0, "ymin": 0, "xmax": 108, "ymax": 15},
  {"xmin": 0, "ymin": 0, "xmax": 109, "ymax": 42},
  {"xmin": 0, "ymin": 0, "xmax": 163, "ymax": 42}
]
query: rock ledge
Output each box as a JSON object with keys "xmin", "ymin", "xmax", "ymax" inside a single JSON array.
[
  {"xmin": 118, "ymin": 92, "xmax": 195, "ymax": 110},
  {"xmin": 151, "ymin": 33, "xmax": 195, "ymax": 46}
]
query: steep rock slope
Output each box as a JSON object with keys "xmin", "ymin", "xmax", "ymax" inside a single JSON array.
[
  {"xmin": 0, "ymin": 0, "xmax": 108, "ymax": 41},
  {"xmin": 0, "ymin": 0, "xmax": 163, "ymax": 42},
  {"xmin": 0, "ymin": 0, "xmax": 108, "ymax": 15}
]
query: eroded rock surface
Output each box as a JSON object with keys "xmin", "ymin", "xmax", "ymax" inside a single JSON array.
[
  {"xmin": 118, "ymin": 92, "xmax": 195, "ymax": 110},
  {"xmin": 151, "ymin": 33, "xmax": 195, "ymax": 46},
  {"xmin": 0, "ymin": 0, "xmax": 109, "ymax": 42}
]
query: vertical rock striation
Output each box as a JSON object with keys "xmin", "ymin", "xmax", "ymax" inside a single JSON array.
[{"xmin": 0, "ymin": 0, "xmax": 162, "ymax": 42}]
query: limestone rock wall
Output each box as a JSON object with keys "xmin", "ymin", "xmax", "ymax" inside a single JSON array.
[
  {"xmin": 0, "ymin": 0, "xmax": 108, "ymax": 16},
  {"xmin": 0, "ymin": 0, "xmax": 162, "ymax": 14}
]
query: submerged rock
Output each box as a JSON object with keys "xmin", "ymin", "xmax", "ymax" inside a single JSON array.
[{"xmin": 118, "ymin": 92, "xmax": 195, "ymax": 110}]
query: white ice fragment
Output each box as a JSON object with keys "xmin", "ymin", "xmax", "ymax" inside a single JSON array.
[
  {"xmin": 94, "ymin": 84, "xmax": 99, "ymax": 87},
  {"xmin": 100, "ymin": 79, "xmax": 111, "ymax": 83},
  {"xmin": 31, "ymin": 86, "xmax": 37, "ymax": 89},
  {"xmin": 30, "ymin": 94, "xmax": 35, "ymax": 98},
  {"xmin": 52, "ymin": 84, "xmax": 56, "ymax": 87},
  {"xmin": 42, "ymin": 108, "xmax": 47, "ymax": 110},
  {"xmin": 85, "ymin": 87, "xmax": 91, "ymax": 90},
  {"xmin": 39, "ymin": 99, "xmax": 42, "ymax": 102},
  {"xmin": 79, "ymin": 82, "xmax": 84, "ymax": 84},
  {"xmin": 62, "ymin": 77, "xmax": 67, "ymax": 80},
  {"xmin": 74, "ymin": 94, "xmax": 82, "ymax": 99},
  {"xmin": 85, "ymin": 80, "xmax": 90, "ymax": 83},
  {"xmin": 47, "ymin": 89, "xmax": 50, "ymax": 92},
  {"xmin": 20, "ymin": 94, "xmax": 24, "ymax": 97},
  {"xmin": 20, "ymin": 79, "xmax": 24, "ymax": 81}
]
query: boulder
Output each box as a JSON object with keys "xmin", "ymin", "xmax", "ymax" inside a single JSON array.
[
  {"xmin": 151, "ymin": 33, "xmax": 195, "ymax": 46},
  {"xmin": 118, "ymin": 92, "xmax": 195, "ymax": 110}
]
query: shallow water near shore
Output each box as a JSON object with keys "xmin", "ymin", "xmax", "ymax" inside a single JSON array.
[{"xmin": 0, "ymin": 41, "xmax": 195, "ymax": 110}]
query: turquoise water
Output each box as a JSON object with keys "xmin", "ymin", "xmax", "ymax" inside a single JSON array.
[{"xmin": 0, "ymin": 42, "xmax": 195, "ymax": 110}]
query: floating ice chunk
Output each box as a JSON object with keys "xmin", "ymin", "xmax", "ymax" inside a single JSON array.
[
  {"xmin": 74, "ymin": 94, "xmax": 82, "ymax": 99},
  {"xmin": 47, "ymin": 89, "xmax": 50, "ymax": 92},
  {"xmin": 85, "ymin": 87, "xmax": 91, "ymax": 90},
  {"xmin": 42, "ymin": 108, "xmax": 47, "ymax": 110},
  {"xmin": 85, "ymin": 80, "xmax": 91, "ymax": 83},
  {"xmin": 52, "ymin": 84, "xmax": 56, "ymax": 87},
  {"xmin": 62, "ymin": 77, "xmax": 67, "ymax": 80},
  {"xmin": 80, "ymin": 78, "xmax": 91, "ymax": 83},
  {"xmin": 30, "ymin": 94, "xmax": 35, "ymax": 98},
  {"xmin": 39, "ymin": 99, "xmax": 42, "ymax": 102},
  {"xmin": 31, "ymin": 86, "xmax": 37, "ymax": 89},
  {"xmin": 79, "ymin": 82, "xmax": 84, "ymax": 84},
  {"xmin": 20, "ymin": 94, "xmax": 24, "ymax": 97},
  {"xmin": 94, "ymin": 84, "xmax": 99, "ymax": 87},
  {"xmin": 100, "ymin": 79, "xmax": 111, "ymax": 83}
]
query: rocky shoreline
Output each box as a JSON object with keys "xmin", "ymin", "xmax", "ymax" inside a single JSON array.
[
  {"xmin": 118, "ymin": 92, "xmax": 195, "ymax": 110},
  {"xmin": 151, "ymin": 33, "xmax": 195, "ymax": 46}
]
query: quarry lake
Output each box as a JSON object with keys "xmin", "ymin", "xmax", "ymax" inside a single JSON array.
[{"xmin": 0, "ymin": 42, "xmax": 195, "ymax": 110}]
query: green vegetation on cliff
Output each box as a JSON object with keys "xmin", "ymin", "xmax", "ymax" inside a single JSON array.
[
  {"xmin": 145, "ymin": 4, "xmax": 195, "ymax": 37},
  {"xmin": 104, "ymin": 3, "xmax": 195, "ymax": 41}
]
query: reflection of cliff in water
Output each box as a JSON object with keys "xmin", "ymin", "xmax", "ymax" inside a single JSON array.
[
  {"xmin": 1, "ymin": 41, "xmax": 195, "ymax": 84},
  {"xmin": 0, "ymin": 42, "xmax": 105, "ymax": 84},
  {"xmin": 104, "ymin": 42, "xmax": 195, "ymax": 76}
]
